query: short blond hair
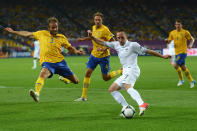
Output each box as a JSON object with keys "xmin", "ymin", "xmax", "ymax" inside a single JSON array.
[
  {"xmin": 47, "ymin": 17, "xmax": 59, "ymax": 25},
  {"xmin": 93, "ymin": 12, "xmax": 103, "ymax": 19}
]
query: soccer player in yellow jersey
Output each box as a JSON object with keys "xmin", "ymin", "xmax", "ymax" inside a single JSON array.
[
  {"xmin": 4, "ymin": 17, "xmax": 84, "ymax": 102},
  {"xmin": 166, "ymin": 20, "xmax": 195, "ymax": 88},
  {"xmin": 75, "ymin": 12, "xmax": 122, "ymax": 101}
]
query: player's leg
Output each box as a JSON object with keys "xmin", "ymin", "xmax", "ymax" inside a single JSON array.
[
  {"xmin": 174, "ymin": 54, "xmax": 184, "ymax": 86},
  {"xmin": 180, "ymin": 64, "xmax": 195, "ymax": 88},
  {"xmin": 32, "ymin": 58, "xmax": 37, "ymax": 69},
  {"xmin": 57, "ymin": 60, "xmax": 79, "ymax": 84},
  {"xmin": 124, "ymin": 84, "xmax": 148, "ymax": 116},
  {"xmin": 32, "ymin": 50, "xmax": 39, "ymax": 69},
  {"xmin": 123, "ymin": 68, "xmax": 148, "ymax": 116},
  {"xmin": 62, "ymin": 74, "xmax": 79, "ymax": 84},
  {"xmin": 99, "ymin": 56, "xmax": 122, "ymax": 81},
  {"xmin": 74, "ymin": 68, "xmax": 93, "ymax": 101},
  {"xmin": 109, "ymin": 79, "xmax": 129, "ymax": 107},
  {"xmin": 75, "ymin": 55, "xmax": 97, "ymax": 101},
  {"xmin": 30, "ymin": 67, "xmax": 52, "ymax": 102}
]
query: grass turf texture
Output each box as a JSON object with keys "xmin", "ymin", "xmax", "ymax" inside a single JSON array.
[{"xmin": 0, "ymin": 56, "xmax": 197, "ymax": 131}]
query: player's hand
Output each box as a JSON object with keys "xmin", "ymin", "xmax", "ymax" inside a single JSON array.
[
  {"xmin": 77, "ymin": 38, "xmax": 83, "ymax": 41},
  {"xmin": 87, "ymin": 30, "xmax": 93, "ymax": 38},
  {"xmin": 4, "ymin": 27, "xmax": 15, "ymax": 33},
  {"xmin": 188, "ymin": 44, "xmax": 192, "ymax": 49},
  {"xmin": 162, "ymin": 55, "xmax": 171, "ymax": 59},
  {"xmin": 164, "ymin": 38, "xmax": 169, "ymax": 43},
  {"xmin": 97, "ymin": 47, "xmax": 107, "ymax": 52},
  {"xmin": 77, "ymin": 50, "xmax": 85, "ymax": 55}
]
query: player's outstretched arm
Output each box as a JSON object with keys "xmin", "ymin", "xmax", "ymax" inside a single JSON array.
[
  {"xmin": 88, "ymin": 30, "xmax": 105, "ymax": 46},
  {"xmin": 67, "ymin": 46, "xmax": 85, "ymax": 55},
  {"xmin": 77, "ymin": 37, "xmax": 91, "ymax": 41},
  {"xmin": 4, "ymin": 27, "xmax": 34, "ymax": 38},
  {"xmin": 188, "ymin": 37, "xmax": 195, "ymax": 49},
  {"xmin": 146, "ymin": 49, "xmax": 171, "ymax": 59}
]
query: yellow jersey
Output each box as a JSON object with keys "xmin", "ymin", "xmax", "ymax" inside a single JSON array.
[
  {"xmin": 33, "ymin": 30, "xmax": 71, "ymax": 65},
  {"xmin": 91, "ymin": 25, "xmax": 114, "ymax": 58},
  {"xmin": 168, "ymin": 29, "xmax": 192, "ymax": 55}
]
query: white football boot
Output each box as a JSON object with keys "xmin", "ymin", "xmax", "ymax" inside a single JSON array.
[
  {"xmin": 139, "ymin": 103, "xmax": 149, "ymax": 116},
  {"xmin": 59, "ymin": 76, "xmax": 70, "ymax": 84},
  {"xmin": 74, "ymin": 97, "xmax": 87, "ymax": 102},
  {"xmin": 190, "ymin": 80, "xmax": 196, "ymax": 88},
  {"xmin": 29, "ymin": 89, "xmax": 39, "ymax": 102},
  {"xmin": 177, "ymin": 80, "xmax": 184, "ymax": 86}
]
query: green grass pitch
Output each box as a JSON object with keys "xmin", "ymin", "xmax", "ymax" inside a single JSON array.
[{"xmin": 0, "ymin": 56, "xmax": 197, "ymax": 131}]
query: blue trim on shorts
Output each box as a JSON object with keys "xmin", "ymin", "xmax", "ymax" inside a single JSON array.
[
  {"xmin": 87, "ymin": 54, "xmax": 110, "ymax": 74},
  {"xmin": 42, "ymin": 60, "xmax": 74, "ymax": 78},
  {"xmin": 175, "ymin": 53, "xmax": 187, "ymax": 66}
]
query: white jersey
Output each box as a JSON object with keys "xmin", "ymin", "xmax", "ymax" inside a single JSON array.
[
  {"xmin": 104, "ymin": 40, "xmax": 146, "ymax": 69},
  {"xmin": 33, "ymin": 40, "xmax": 40, "ymax": 59},
  {"xmin": 104, "ymin": 40, "xmax": 146, "ymax": 87}
]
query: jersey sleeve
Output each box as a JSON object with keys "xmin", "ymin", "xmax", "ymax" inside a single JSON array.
[
  {"xmin": 33, "ymin": 31, "xmax": 43, "ymax": 40},
  {"xmin": 104, "ymin": 28, "xmax": 114, "ymax": 41},
  {"xmin": 104, "ymin": 41, "xmax": 116, "ymax": 48},
  {"xmin": 132, "ymin": 42, "xmax": 147, "ymax": 55},
  {"xmin": 185, "ymin": 30, "xmax": 192, "ymax": 40},
  {"xmin": 62, "ymin": 36, "xmax": 71, "ymax": 48}
]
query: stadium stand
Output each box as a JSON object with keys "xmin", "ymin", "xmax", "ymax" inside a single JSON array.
[{"xmin": 0, "ymin": 0, "xmax": 196, "ymax": 57}]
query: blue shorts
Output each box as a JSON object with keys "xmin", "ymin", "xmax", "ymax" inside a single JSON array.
[
  {"xmin": 42, "ymin": 60, "xmax": 74, "ymax": 78},
  {"xmin": 175, "ymin": 53, "xmax": 187, "ymax": 66},
  {"xmin": 87, "ymin": 54, "xmax": 110, "ymax": 74}
]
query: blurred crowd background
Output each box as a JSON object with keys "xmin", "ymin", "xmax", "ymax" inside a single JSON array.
[{"xmin": 0, "ymin": 0, "xmax": 197, "ymax": 57}]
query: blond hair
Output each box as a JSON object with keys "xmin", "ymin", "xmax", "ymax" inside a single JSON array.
[
  {"xmin": 93, "ymin": 12, "xmax": 104, "ymax": 19},
  {"xmin": 47, "ymin": 17, "xmax": 59, "ymax": 26}
]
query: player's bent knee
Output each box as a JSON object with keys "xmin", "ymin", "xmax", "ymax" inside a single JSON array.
[
  {"xmin": 40, "ymin": 68, "xmax": 51, "ymax": 78},
  {"xmin": 102, "ymin": 75, "xmax": 110, "ymax": 81},
  {"xmin": 108, "ymin": 88, "xmax": 115, "ymax": 93},
  {"xmin": 85, "ymin": 69, "xmax": 93, "ymax": 77},
  {"xmin": 108, "ymin": 83, "xmax": 120, "ymax": 92}
]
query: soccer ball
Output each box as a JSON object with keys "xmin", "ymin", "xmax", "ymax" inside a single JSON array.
[{"xmin": 121, "ymin": 105, "xmax": 135, "ymax": 119}]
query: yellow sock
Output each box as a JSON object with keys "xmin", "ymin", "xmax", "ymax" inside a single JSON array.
[
  {"xmin": 35, "ymin": 77, "xmax": 44, "ymax": 95},
  {"xmin": 184, "ymin": 68, "xmax": 194, "ymax": 82},
  {"xmin": 109, "ymin": 69, "xmax": 122, "ymax": 78},
  {"xmin": 60, "ymin": 77, "xmax": 71, "ymax": 84},
  {"xmin": 81, "ymin": 77, "xmax": 90, "ymax": 99},
  {"xmin": 176, "ymin": 67, "xmax": 183, "ymax": 80}
]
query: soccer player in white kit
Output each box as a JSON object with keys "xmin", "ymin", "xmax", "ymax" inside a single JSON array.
[
  {"xmin": 88, "ymin": 31, "xmax": 170, "ymax": 116},
  {"xmin": 32, "ymin": 40, "xmax": 40, "ymax": 69},
  {"xmin": 168, "ymin": 40, "xmax": 176, "ymax": 65}
]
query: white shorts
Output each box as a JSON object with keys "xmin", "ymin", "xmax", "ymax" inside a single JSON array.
[
  {"xmin": 33, "ymin": 49, "xmax": 40, "ymax": 59},
  {"xmin": 169, "ymin": 47, "xmax": 175, "ymax": 56},
  {"xmin": 114, "ymin": 67, "xmax": 140, "ymax": 90}
]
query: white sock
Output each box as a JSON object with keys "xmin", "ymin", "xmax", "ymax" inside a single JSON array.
[
  {"xmin": 127, "ymin": 88, "xmax": 144, "ymax": 106},
  {"xmin": 33, "ymin": 59, "xmax": 37, "ymax": 67},
  {"xmin": 111, "ymin": 91, "xmax": 128, "ymax": 107}
]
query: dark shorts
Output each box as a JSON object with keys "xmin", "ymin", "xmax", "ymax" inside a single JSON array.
[
  {"xmin": 42, "ymin": 60, "xmax": 74, "ymax": 78},
  {"xmin": 87, "ymin": 54, "xmax": 110, "ymax": 74},
  {"xmin": 175, "ymin": 53, "xmax": 187, "ymax": 66}
]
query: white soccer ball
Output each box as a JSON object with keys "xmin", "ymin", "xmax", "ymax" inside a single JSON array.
[{"xmin": 121, "ymin": 105, "xmax": 135, "ymax": 119}]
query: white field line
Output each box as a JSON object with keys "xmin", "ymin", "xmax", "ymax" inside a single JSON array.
[{"xmin": 0, "ymin": 86, "xmax": 197, "ymax": 93}]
